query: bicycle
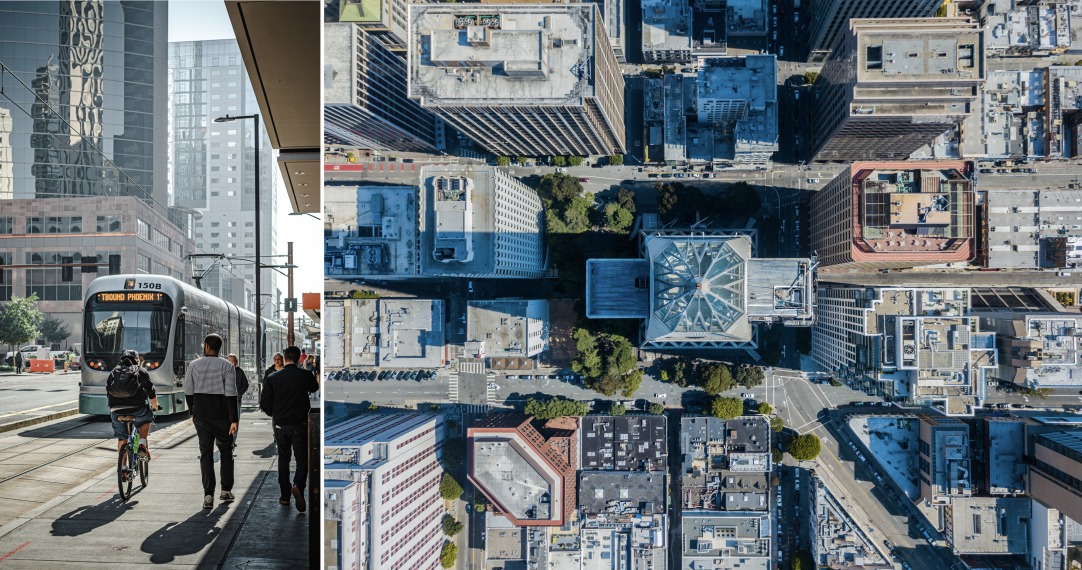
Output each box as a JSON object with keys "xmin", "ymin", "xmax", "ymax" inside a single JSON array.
[{"xmin": 116, "ymin": 405, "xmax": 161, "ymax": 501}]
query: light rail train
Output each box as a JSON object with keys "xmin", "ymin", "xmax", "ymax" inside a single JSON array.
[{"xmin": 80, "ymin": 275, "xmax": 288, "ymax": 415}]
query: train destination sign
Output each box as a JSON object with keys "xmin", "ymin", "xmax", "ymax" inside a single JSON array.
[{"xmin": 95, "ymin": 292, "xmax": 165, "ymax": 303}]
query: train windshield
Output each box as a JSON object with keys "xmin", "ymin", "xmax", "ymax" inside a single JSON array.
[{"xmin": 84, "ymin": 292, "xmax": 173, "ymax": 358}]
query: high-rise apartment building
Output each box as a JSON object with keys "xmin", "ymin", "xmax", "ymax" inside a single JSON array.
[
  {"xmin": 169, "ymin": 39, "xmax": 278, "ymax": 311},
  {"xmin": 808, "ymin": 161, "xmax": 975, "ymax": 270},
  {"xmin": 324, "ymin": 413, "xmax": 447, "ymax": 570},
  {"xmin": 0, "ymin": 2, "xmax": 191, "ymax": 341},
  {"xmin": 419, "ymin": 165, "xmax": 546, "ymax": 279},
  {"xmin": 812, "ymin": 286, "xmax": 996, "ymax": 414},
  {"xmin": 324, "ymin": 23, "xmax": 444, "ymax": 152},
  {"xmin": 407, "ymin": 4, "xmax": 626, "ymax": 157},
  {"xmin": 809, "ymin": 18, "xmax": 985, "ymax": 163},
  {"xmin": 803, "ymin": 0, "xmax": 945, "ymax": 63}
]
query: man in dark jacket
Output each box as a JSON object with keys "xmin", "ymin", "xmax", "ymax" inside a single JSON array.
[
  {"xmin": 260, "ymin": 345, "xmax": 319, "ymax": 512},
  {"xmin": 185, "ymin": 334, "xmax": 239, "ymax": 509},
  {"xmin": 108, "ymin": 349, "xmax": 159, "ymax": 455},
  {"xmin": 262, "ymin": 352, "xmax": 284, "ymax": 386}
]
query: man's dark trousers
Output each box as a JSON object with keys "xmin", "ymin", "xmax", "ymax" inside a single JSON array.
[
  {"xmin": 194, "ymin": 417, "xmax": 234, "ymax": 495},
  {"xmin": 274, "ymin": 423, "xmax": 307, "ymax": 499}
]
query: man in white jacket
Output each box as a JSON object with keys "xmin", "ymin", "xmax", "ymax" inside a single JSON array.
[{"xmin": 184, "ymin": 333, "xmax": 239, "ymax": 509}]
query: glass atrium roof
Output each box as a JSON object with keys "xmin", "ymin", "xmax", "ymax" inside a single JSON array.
[{"xmin": 651, "ymin": 240, "xmax": 746, "ymax": 334}]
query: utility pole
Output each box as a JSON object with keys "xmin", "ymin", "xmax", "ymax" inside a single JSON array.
[{"xmin": 288, "ymin": 241, "xmax": 295, "ymax": 346}]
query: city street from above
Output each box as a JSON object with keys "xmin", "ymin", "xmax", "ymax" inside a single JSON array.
[{"xmin": 322, "ymin": 0, "xmax": 1082, "ymax": 570}]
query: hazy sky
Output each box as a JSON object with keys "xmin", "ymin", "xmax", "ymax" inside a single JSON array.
[{"xmin": 169, "ymin": 1, "xmax": 324, "ymax": 300}]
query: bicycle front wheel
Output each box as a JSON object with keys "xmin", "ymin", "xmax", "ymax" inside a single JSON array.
[
  {"xmin": 117, "ymin": 445, "xmax": 133, "ymax": 501},
  {"xmin": 138, "ymin": 454, "xmax": 149, "ymax": 488}
]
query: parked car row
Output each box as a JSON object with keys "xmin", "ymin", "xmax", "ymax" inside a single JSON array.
[{"xmin": 328, "ymin": 369, "xmax": 435, "ymax": 382}]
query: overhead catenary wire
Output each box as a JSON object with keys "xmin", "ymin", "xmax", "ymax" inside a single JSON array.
[{"xmin": 0, "ymin": 60, "xmax": 258, "ymax": 288}]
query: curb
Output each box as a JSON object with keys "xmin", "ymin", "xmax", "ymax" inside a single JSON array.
[{"xmin": 0, "ymin": 409, "xmax": 80, "ymax": 435}]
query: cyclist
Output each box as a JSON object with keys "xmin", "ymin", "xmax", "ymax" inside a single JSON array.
[{"xmin": 107, "ymin": 349, "xmax": 159, "ymax": 457}]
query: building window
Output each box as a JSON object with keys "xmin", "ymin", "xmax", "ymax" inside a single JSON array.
[
  {"xmin": 0, "ymin": 218, "xmax": 12, "ymax": 234},
  {"xmin": 137, "ymin": 219, "xmax": 150, "ymax": 240},
  {"xmin": 24, "ymin": 252, "xmax": 84, "ymax": 301},
  {"xmin": 96, "ymin": 215, "xmax": 122, "ymax": 233},
  {"xmin": 137, "ymin": 254, "xmax": 151, "ymax": 274},
  {"xmin": 152, "ymin": 229, "xmax": 171, "ymax": 252}
]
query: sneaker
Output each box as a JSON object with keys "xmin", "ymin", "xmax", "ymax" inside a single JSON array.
[
  {"xmin": 291, "ymin": 486, "xmax": 306, "ymax": 513},
  {"xmin": 203, "ymin": 495, "xmax": 214, "ymax": 509},
  {"xmin": 220, "ymin": 491, "xmax": 235, "ymax": 503}
]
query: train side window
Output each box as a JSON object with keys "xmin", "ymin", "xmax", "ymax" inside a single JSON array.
[{"xmin": 173, "ymin": 315, "xmax": 186, "ymax": 377}]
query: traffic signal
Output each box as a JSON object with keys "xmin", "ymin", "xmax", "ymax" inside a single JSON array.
[
  {"xmin": 61, "ymin": 257, "xmax": 73, "ymax": 282},
  {"xmin": 82, "ymin": 253, "xmax": 97, "ymax": 273},
  {"xmin": 284, "ymin": 297, "xmax": 298, "ymax": 312},
  {"xmin": 108, "ymin": 254, "xmax": 121, "ymax": 275}
]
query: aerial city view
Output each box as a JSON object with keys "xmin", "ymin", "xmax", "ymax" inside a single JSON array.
[{"xmin": 321, "ymin": 0, "xmax": 1082, "ymax": 569}]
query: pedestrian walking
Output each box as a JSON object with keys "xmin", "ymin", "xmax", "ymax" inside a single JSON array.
[
  {"xmin": 263, "ymin": 352, "xmax": 284, "ymax": 386},
  {"xmin": 260, "ymin": 345, "xmax": 319, "ymax": 512},
  {"xmin": 226, "ymin": 354, "xmax": 251, "ymax": 450},
  {"xmin": 14, "ymin": 351, "xmax": 21, "ymax": 374},
  {"xmin": 184, "ymin": 333, "xmax": 240, "ymax": 509}
]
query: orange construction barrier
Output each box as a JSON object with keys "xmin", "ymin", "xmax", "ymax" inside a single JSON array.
[{"xmin": 29, "ymin": 359, "xmax": 54, "ymax": 373}]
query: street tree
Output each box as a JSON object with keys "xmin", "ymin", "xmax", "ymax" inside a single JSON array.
[
  {"xmin": 442, "ymin": 515, "xmax": 464, "ymax": 537},
  {"xmin": 440, "ymin": 542, "xmax": 459, "ymax": 569},
  {"xmin": 39, "ymin": 316, "xmax": 71, "ymax": 349},
  {"xmin": 708, "ymin": 396, "xmax": 743, "ymax": 419},
  {"xmin": 439, "ymin": 473, "xmax": 464, "ymax": 500},
  {"xmin": 788, "ymin": 434, "xmax": 822, "ymax": 461},
  {"xmin": 0, "ymin": 295, "xmax": 42, "ymax": 358}
]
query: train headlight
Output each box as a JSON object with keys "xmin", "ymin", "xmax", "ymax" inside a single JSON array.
[{"xmin": 144, "ymin": 360, "xmax": 162, "ymax": 371}]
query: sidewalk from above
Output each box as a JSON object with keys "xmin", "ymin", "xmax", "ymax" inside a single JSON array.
[{"xmin": 0, "ymin": 409, "xmax": 308, "ymax": 569}]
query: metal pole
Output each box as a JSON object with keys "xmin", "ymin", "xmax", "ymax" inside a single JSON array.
[
  {"xmin": 288, "ymin": 241, "xmax": 295, "ymax": 346},
  {"xmin": 254, "ymin": 114, "xmax": 262, "ymax": 373}
]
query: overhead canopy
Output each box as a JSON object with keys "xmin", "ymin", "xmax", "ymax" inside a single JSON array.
[{"xmin": 226, "ymin": 1, "xmax": 320, "ymax": 213}]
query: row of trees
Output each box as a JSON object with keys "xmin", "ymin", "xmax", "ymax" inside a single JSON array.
[
  {"xmin": 660, "ymin": 359, "xmax": 764, "ymax": 394},
  {"xmin": 0, "ymin": 295, "xmax": 72, "ymax": 357},
  {"xmin": 655, "ymin": 181, "xmax": 761, "ymax": 217}
]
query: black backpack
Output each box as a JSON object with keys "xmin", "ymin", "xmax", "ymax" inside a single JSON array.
[{"xmin": 107, "ymin": 364, "xmax": 143, "ymax": 399}]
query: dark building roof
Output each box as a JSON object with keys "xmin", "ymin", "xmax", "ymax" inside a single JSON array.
[{"xmin": 580, "ymin": 415, "xmax": 668, "ymax": 471}]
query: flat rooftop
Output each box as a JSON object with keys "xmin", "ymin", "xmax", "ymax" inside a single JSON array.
[
  {"xmin": 642, "ymin": 0, "xmax": 692, "ymax": 53},
  {"xmin": 419, "ymin": 165, "xmax": 498, "ymax": 276},
  {"xmin": 408, "ymin": 4, "xmax": 602, "ymax": 106},
  {"xmin": 578, "ymin": 471, "xmax": 666, "ymax": 515},
  {"xmin": 325, "ymin": 185, "xmax": 417, "ymax": 277},
  {"xmin": 580, "ymin": 416, "xmax": 667, "ymax": 471},
  {"xmin": 377, "ymin": 298, "xmax": 445, "ymax": 368},
  {"xmin": 852, "ymin": 20, "xmax": 985, "ymax": 84},
  {"xmin": 473, "ymin": 436, "xmax": 559, "ymax": 523},
  {"xmin": 948, "ymin": 497, "xmax": 1030, "ymax": 554},
  {"xmin": 467, "ymin": 300, "xmax": 548, "ymax": 357},
  {"xmin": 985, "ymin": 418, "xmax": 1025, "ymax": 495},
  {"xmin": 585, "ymin": 259, "xmax": 650, "ymax": 319}
]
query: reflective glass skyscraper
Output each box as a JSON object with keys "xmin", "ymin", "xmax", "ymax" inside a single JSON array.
[
  {"xmin": 168, "ymin": 39, "xmax": 278, "ymax": 311},
  {"xmin": 0, "ymin": 1, "xmax": 167, "ymax": 203}
]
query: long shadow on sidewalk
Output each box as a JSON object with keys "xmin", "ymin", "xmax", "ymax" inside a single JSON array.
[{"xmin": 141, "ymin": 503, "xmax": 231, "ymax": 564}]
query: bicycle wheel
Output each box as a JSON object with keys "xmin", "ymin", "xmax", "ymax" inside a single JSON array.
[
  {"xmin": 138, "ymin": 454, "xmax": 149, "ymax": 488},
  {"xmin": 117, "ymin": 444, "xmax": 133, "ymax": 501}
]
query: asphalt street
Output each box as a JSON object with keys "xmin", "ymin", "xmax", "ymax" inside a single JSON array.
[{"xmin": 0, "ymin": 370, "xmax": 80, "ymax": 417}]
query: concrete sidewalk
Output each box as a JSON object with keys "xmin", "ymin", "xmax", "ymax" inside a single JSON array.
[{"xmin": 0, "ymin": 409, "xmax": 309, "ymax": 568}]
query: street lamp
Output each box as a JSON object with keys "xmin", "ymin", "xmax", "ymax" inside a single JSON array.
[{"xmin": 214, "ymin": 113, "xmax": 266, "ymax": 371}]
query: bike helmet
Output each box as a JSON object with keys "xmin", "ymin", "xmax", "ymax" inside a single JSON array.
[{"xmin": 120, "ymin": 349, "xmax": 139, "ymax": 363}]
